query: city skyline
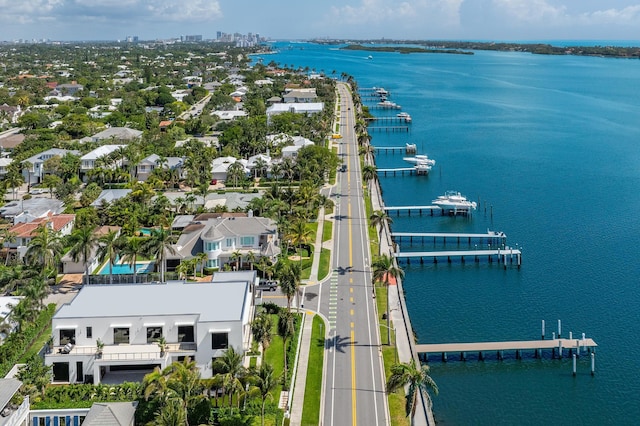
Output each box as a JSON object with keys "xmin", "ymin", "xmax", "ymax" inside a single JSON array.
[{"xmin": 0, "ymin": 0, "xmax": 639, "ymax": 43}]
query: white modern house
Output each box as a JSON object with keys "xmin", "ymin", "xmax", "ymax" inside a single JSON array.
[
  {"xmin": 45, "ymin": 279, "xmax": 254, "ymax": 384},
  {"xmin": 80, "ymin": 127, "xmax": 142, "ymax": 143},
  {"xmin": 80, "ymin": 145, "xmax": 126, "ymax": 172},
  {"xmin": 211, "ymin": 156, "xmax": 249, "ymax": 182},
  {"xmin": 265, "ymin": 102, "xmax": 324, "ymax": 123}
]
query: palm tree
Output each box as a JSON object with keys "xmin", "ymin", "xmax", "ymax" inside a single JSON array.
[
  {"xmin": 120, "ymin": 236, "xmax": 145, "ymax": 284},
  {"xmin": 362, "ymin": 164, "xmax": 378, "ymax": 194},
  {"xmin": 21, "ymin": 277, "xmax": 48, "ymax": 310},
  {"xmin": 251, "ymin": 312, "xmax": 273, "ymax": 353},
  {"xmin": 245, "ymin": 251, "xmax": 257, "ymax": 271},
  {"xmin": 287, "ymin": 220, "xmax": 313, "ymax": 260},
  {"xmin": 0, "ymin": 229, "xmax": 17, "ymax": 266},
  {"xmin": 277, "ymin": 310, "xmax": 295, "ymax": 386},
  {"xmin": 231, "ymin": 250, "xmax": 243, "ymax": 271},
  {"xmin": 97, "ymin": 230, "xmax": 119, "ymax": 285},
  {"xmin": 68, "ymin": 226, "xmax": 99, "ymax": 286},
  {"xmin": 25, "ymin": 224, "xmax": 63, "ymax": 277},
  {"xmin": 196, "ymin": 252, "xmax": 208, "ymax": 276},
  {"xmin": 250, "ymin": 362, "xmax": 278, "ymax": 426},
  {"xmin": 372, "ymin": 254, "xmax": 404, "ymax": 345},
  {"xmin": 226, "ymin": 162, "xmax": 245, "ymax": 189},
  {"xmin": 212, "ymin": 346, "xmax": 245, "ymax": 412},
  {"xmin": 145, "ymin": 228, "xmax": 177, "ymax": 283},
  {"xmin": 386, "ymin": 360, "xmax": 438, "ymax": 418},
  {"xmin": 278, "ymin": 262, "xmax": 300, "ymax": 313},
  {"xmin": 369, "ymin": 210, "xmax": 392, "ymax": 255}
]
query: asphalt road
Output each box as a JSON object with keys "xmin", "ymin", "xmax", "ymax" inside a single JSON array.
[{"xmin": 318, "ymin": 83, "xmax": 389, "ymax": 426}]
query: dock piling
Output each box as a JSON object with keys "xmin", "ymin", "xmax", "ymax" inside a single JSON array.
[
  {"xmin": 572, "ymin": 354, "xmax": 577, "ymax": 376},
  {"xmin": 591, "ymin": 353, "xmax": 595, "ymax": 376},
  {"xmin": 558, "ymin": 319, "xmax": 562, "ymax": 338},
  {"xmin": 542, "ymin": 320, "xmax": 545, "ymax": 340}
]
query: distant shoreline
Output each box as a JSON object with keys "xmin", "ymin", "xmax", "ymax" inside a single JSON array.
[{"xmin": 309, "ymin": 39, "xmax": 640, "ymax": 59}]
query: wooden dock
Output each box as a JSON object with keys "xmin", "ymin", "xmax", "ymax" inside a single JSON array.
[
  {"xmin": 391, "ymin": 231, "xmax": 507, "ymax": 245},
  {"xmin": 384, "ymin": 205, "xmax": 477, "ymax": 216},
  {"xmin": 393, "ymin": 248, "xmax": 522, "ymax": 267},
  {"xmin": 376, "ymin": 167, "xmax": 418, "ymax": 176},
  {"xmin": 373, "ymin": 146, "xmax": 414, "ymax": 154},
  {"xmin": 365, "ymin": 116, "xmax": 411, "ymax": 124},
  {"xmin": 368, "ymin": 126, "xmax": 410, "ymax": 133},
  {"xmin": 416, "ymin": 337, "xmax": 597, "ymax": 362}
]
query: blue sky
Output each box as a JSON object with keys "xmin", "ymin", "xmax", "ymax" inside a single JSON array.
[{"xmin": 0, "ymin": 0, "xmax": 639, "ymax": 42}]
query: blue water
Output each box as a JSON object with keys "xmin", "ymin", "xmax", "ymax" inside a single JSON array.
[
  {"xmin": 264, "ymin": 42, "xmax": 640, "ymax": 424},
  {"xmin": 99, "ymin": 261, "xmax": 154, "ymax": 275}
]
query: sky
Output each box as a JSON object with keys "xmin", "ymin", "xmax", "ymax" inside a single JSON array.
[{"xmin": 0, "ymin": 0, "xmax": 639, "ymax": 43}]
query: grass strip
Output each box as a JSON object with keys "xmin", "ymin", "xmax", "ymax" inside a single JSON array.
[{"xmin": 300, "ymin": 315, "xmax": 325, "ymax": 425}]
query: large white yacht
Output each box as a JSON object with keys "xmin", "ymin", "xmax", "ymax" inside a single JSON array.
[
  {"xmin": 432, "ymin": 191, "xmax": 477, "ymax": 211},
  {"xmin": 403, "ymin": 154, "xmax": 436, "ymax": 166}
]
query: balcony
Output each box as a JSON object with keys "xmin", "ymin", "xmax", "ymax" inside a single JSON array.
[{"xmin": 49, "ymin": 341, "xmax": 196, "ymax": 361}]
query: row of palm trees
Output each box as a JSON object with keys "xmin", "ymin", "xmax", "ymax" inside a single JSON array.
[{"xmin": 142, "ymin": 350, "xmax": 279, "ymax": 426}]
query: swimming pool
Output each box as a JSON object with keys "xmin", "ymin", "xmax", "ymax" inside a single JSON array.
[{"xmin": 99, "ymin": 261, "xmax": 155, "ymax": 275}]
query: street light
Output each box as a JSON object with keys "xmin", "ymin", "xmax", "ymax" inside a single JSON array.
[{"xmin": 379, "ymin": 323, "xmax": 397, "ymax": 363}]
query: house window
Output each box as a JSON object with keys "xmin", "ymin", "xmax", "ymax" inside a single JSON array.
[
  {"xmin": 240, "ymin": 236, "xmax": 255, "ymax": 246},
  {"xmin": 226, "ymin": 238, "xmax": 235, "ymax": 248},
  {"xmin": 177, "ymin": 326, "xmax": 194, "ymax": 343},
  {"xmin": 147, "ymin": 327, "xmax": 163, "ymax": 343},
  {"xmin": 113, "ymin": 327, "xmax": 130, "ymax": 344},
  {"xmin": 207, "ymin": 259, "xmax": 218, "ymax": 268},
  {"xmin": 60, "ymin": 329, "xmax": 76, "ymax": 345},
  {"xmin": 211, "ymin": 332, "xmax": 228, "ymax": 350},
  {"xmin": 86, "ymin": 327, "xmax": 92, "ymax": 339},
  {"xmin": 205, "ymin": 241, "xmax": 220, "ymax": 251}
]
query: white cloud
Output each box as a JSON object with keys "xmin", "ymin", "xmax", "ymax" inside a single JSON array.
[
  {"xmin": 492, "ymin": 0, "xmax": 566, "ymax": 22},
  {"xmin": 0, "ymin": 0, "xmax": 222, "ymax": 25},
  {"xmin": 580, "ymin": 5, "xmax": 640, "ymax": 24},
  {"xmin": 327, "ymin": 0, "xmax": 464, "ymax": 33}
]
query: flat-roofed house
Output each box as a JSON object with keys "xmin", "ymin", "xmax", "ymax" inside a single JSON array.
[
  {"xmin": 80, "ymin": 127, "xmax": 142, "ymax": 143},
  {"xmin": 265, "ymin": 102, "xmax": 324, "ymax": 123},
  {"xmin": 45, "ymin": 279, "xmax": 254, "ymax": 384}
]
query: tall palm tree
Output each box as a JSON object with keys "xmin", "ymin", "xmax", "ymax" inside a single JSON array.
[
  {"xmin": 250, "ymin": 362, "xmax": 278, "ymax": 426},
  {"xmin": 68, "ymin": 226, "xmax": 99, "ymax": 286},
  {"xmin": 278, "ymin": 262, "xmax": 300, "ymax": 313},
  {"xmin": 245, "ymin": 251, "xmax": 257, "ymax": 271},
  {"xmin": 21, "ymin": 277, "xmax": 48, "ymax": 310},
  {"xmin": 362, "ymin": 164, "xmax": 378, "ymax": 194},
  {"xmin": 369, "ymin": 210, "xmax": 393, "ymax": 255},
  {"xmin": 230, "ymin": 250, "xmax": 243, "ymax": 271},
  {"xmin": 287, "ymin": 220, "xmax": 313, "ymax": 260},
  {"xmin": 196, "ymin": 252, "xmax": 208, "ymax": 276},
  {"xmin": 97, "ymin": 230, "xmax": 119, "ymax": 285},
  {"xmin": 145, "ymin": 228, "xmax": 177, "ymax": 283},
  {"xmin": 386, "ymin": 360, "xmax": 438, "ymax": 418},
  {"xmin": 251, "ymin": 311, "xmax": 273, "ymax": 353},
  {"xmin": 25, "ymin": 224, "xmax": 63, "ymax": 277},
  {"xmin": 372, "ymin": 254, "xmax": 404, "ymax": 345},
  {"xmin": 277, "ymin": 310, "xmax": 295, "ymax": 386},
  {"xmin": 212, "ymin": 346, "xmax": 245, "ymax": 412},
  {"xmin": 120, "ymin": 236, "xmax": 145, "ymax": 284}
]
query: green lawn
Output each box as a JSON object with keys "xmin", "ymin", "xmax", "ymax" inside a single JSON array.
[
  {"xmin": 301, "ymin": 315, "xmax": 325, "ymax": 426},
  {"xmin": 318, "ymin": 249, "xmax": 330, "ymax": 281},
  {"xmin": 322, "ymin": 221, "xmax": 333, "ymax": 242},
  {"xmin": 19, "ymin": 323, "xmax": 52, "ymax": 363}
]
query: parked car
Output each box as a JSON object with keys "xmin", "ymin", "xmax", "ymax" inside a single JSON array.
[{"xmin": 257, "ymin": 280, "xmax": 278, "ymax": 291}]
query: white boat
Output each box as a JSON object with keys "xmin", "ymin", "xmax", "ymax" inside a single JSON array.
[
  {"xmin": 367, "ymin": 55, "xmax": 373, "ymax": 60},
  {"xmin": 432, "ymin": 191, "xmax": 477, "ymax": 211},
  {"xmin": 375, "ymin": 87, "xmax": 388, "ymax": 96},
  {"xmin": 403, "ymin": 154, "xmax": 436, "ymax": 166},
  {"xmin": 414, "ymin": 162, "xmax": 432, "ymax": 174},
  {"xmin": 397, "ymin": 112, "xmax": 412, "ymax": 122},
  {"xmin": 377, "ymin": 100, "xmax": 401, "ymax": 109}
]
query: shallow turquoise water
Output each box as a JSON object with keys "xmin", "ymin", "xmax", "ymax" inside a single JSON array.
[{"xmin": 265, "ymin": 42, "xmax": 640, "ymax": 424}]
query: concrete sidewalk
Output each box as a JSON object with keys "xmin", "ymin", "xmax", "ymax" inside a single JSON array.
[{"xmin": 288, "ymin": 312, "xmax": 315, "ymax": 425}]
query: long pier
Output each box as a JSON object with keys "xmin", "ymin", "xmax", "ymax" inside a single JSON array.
[
  {"xmin": 391, "ymin": 231, "xmax": 507, "ymax": 245},
  {"xmin": 373, "ymin": 146, "xmax": 415, "ymax": 154},
  {"xmin": 365, "ymin": 116, "xmax": 411, "ymax": 124},
  {"xmin": 416, "ymin": 337, "xmax": 597, "ymax": 362},
  {"xmin": 368, "ymin": 126, "xmax": 410, "ymax": 133},
  {"xmin": 393, "ymin": 248, "xmax": 522, "ymax": 267},
  {"xmin": 376, "ymin": 167, "xmax": 417, "ymax": 176}
]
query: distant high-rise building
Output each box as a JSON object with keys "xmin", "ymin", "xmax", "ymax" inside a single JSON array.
[
  {"xmin": 183, "ymin": 35, "xmax": 203, "ymax": 42},
  {"xmin": 216, "ymin": 31, "xmax": 222, "ymax": 40}
]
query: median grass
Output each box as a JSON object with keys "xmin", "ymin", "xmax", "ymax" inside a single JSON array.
[
  {"xmin": 318, "ymin": 248, "xmax": 330, "ymax": 281},
  {"xmin": 301, "ymin": 315, "xmax": 325, "ymax": 425},
  {"xmin": 322, "ymin": 220, "xmax": 333, "ymax": 242}
]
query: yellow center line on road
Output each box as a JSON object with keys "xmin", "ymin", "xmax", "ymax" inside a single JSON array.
[
  {"xmin": 350, "ymin": 287, "xmax": 353, "ymax": 293},
  {"xmin": 351, "ymin": 324, "xmax": 357, "ymax": 426},
  {"xmin": 350, "ymin": 308, "xmax": 354, "ymax": 315}
]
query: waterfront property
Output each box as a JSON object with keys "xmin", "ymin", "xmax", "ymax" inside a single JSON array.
[{"xmin": 44, "ymin": 278, "xmax": 254, "ymax": 384}]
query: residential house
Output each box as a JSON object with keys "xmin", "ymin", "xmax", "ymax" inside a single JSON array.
[
  {"xmin": 55, "ymin": 82, "xmax": 84, "ymax": 95},
  {"xmin": 0, "ymin": 104, "xmax": 22, "ymax": 124},
  {"xmin": 0, "ymin": 378, "xmax": 30, "ymax": 426},
  {"xmin": 282, "ymin": 89, "xmax": 318, "ymax": 103},
  {"xmin": 169, "ymin": 216, "xmax": 280, "ymax": 271},
  {"xmin": 0, "ymin": 296, "xmax": 24, "ymax": 344},
  {"xmin": 80, "ymin": 127, "xmax": 142, "ymax": 143},
  {"xmin": 135, "ymin": 154, "xmax": 184, "ymax": 182},
  {"xmin": 281, "ymin": 136, "xmax": 315, "ymax": 158},
  {"xmin": 30, "ymin": 402, "xmax": 137, "ymax": 426},
  {"xmin": 211, "ymin": 110, "xmax": 247, "ymax": 121},
  {"xmin": 265, "ymin": 102, "xmax": 324, "ymax": 123},
  {"xmin": 0, "ymin": 157, "xmax": 12, "ymax": 176},
  {"xmin": 80, "ymin": 145, "xmax": 126, "ymax": 173},
  {"xmin": 6, "ymin": 214, "xmax": 75, "ymax": 261},
  {"xmin": 0, "ymin": 133, "xmax": 25, "ymax": 152},
  {"xmin": 211, "ymin": 156, "xmax": 248, "ymax": 182},
  {"xmin": 203, "ymin": 192, "xmax": 262, "ymax": 211},
  {"xmin": 45, "ymin": 279, "xmax": 254, "ymax": 384},
  {"xmin": 0, "ymin": 198, "xmax": 65, "ymax": 224},
  {"xmin": 61, "ymin": 225, "xmax": 120, "ymax": 274},
  {"xmin": 90, "ymin": 189, "xmax": 131, "ymax": 208},
  {"xmin": 22, "ymin": 148, "xmax": 80, "ymax": 184}
]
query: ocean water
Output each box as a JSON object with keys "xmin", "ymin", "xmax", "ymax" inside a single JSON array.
[{"xmin": 263, "ymin": 42, "xmax": 640, "ymax": 425}]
